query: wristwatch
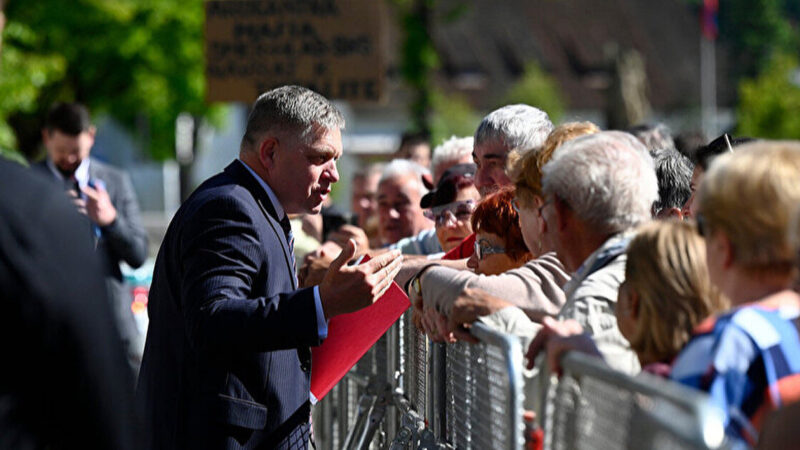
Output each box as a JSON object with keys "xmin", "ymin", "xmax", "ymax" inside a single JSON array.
[{"xmin": 405, "ymin": 263, "xmax": 440, "ymax": 297}]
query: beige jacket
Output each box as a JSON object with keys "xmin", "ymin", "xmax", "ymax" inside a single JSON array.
[
  {"xmin": 557, "ymin": 232, "xmax": 640, "ymax": 374},
  {"xmin": 417, "ymin": 252, "xmax": 570, "ymax": 320},
  {"xmin": 481, "ymin": 233, "xmax": 640, "ymax": 375}
]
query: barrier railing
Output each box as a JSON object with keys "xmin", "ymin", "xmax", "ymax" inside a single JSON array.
[
  {"xmin": 315, "ymin": 312, "xmax": 524, "ymax": 450},
  {"xmin": 539, "ymin": 351, "xmax": 728, "ymax": 450},
  {"xmin": 316, "ymin": 314, "xmax": 728, "ymax": 450},
  {"xmin": 443, "ymin": 322, "xmax": 525, "ymax": 450}
]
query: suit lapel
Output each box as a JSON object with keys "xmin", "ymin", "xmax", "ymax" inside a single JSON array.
[{"xmin": 225, "ymin": 161, "xmax": 297, "ymax": 290}]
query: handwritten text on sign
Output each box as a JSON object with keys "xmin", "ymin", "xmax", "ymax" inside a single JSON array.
[{"xmin": 205, "ymin": 0, "xmax": 385, "ymax": 103}]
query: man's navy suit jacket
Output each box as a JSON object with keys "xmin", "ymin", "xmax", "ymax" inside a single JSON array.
[{"xmin": 137, "ymin": 160, "xmax": 322, "ymax": 449}]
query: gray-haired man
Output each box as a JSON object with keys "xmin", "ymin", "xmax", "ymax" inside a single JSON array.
[
  {"xmin": 137, "ymin": 86, "xmax": 402, "ymax": 449},
  {"xmin": 472, "ymin": 104, "xmax": 553, "ymax": 196}
]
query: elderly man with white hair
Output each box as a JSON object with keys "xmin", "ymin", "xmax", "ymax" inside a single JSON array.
[
  {"xmin": 524, "ymin": 130, "xmax": 658, "ymax": 373},
  {"xmin": 437, "ymin": 131, "xmax": 658, "ymax": 375},
  {"xmin": 377, "ymin": 159, "xmax": 438, "ymax": 253}
]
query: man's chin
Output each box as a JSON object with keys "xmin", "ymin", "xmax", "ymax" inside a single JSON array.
[
  {"xmin": 306, "ymin": 203, "xmax": 323, "ymax": 215},
  {"xmin": 57, "ymin": 166, "xmax": 78, "ymax": 178}
]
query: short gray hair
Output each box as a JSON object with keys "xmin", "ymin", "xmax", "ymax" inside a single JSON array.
[
  {"xmin": 379, "ymin": 159, "xmax": 430, "ymax": 197},
  {"xmin": 241, "ymin": 85, "xmax": 345, "ymax": 151},
  {"xmin": 431, "ymin": 136, "xmax": 473, "ymax": 174},
  {"xmin": 542, "ymin": 131, "xmax": 658, "ymax": 235},
  {"xmin": 652, "ymin": 147, "xmax": 693, "ymax": 214},
  {"xmin": 474, "ymin": 104, "xmax": 554, "ymax": 155}
]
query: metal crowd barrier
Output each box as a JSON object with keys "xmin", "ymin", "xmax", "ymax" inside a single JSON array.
[
  {"xmin": 316, "ymin": 314, "xmax": 728, "ymax": 450},
  {"xmin": 443, "ymin": 323, "xmax": 525, "ymax": 450},
  {"xmin": 538, "ymin": 351, "xmax": 728, "ymax": 450},
  {"xmin": 315, "ymin": 312, "xmax": 525, "ymax": 450}
]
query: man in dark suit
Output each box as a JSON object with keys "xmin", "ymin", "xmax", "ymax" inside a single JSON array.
[
  {"xmin": 0, "ymin": 157, "xmax": 141, "ymax": 449},
  {"xmin": 136, "ymin": 85, "xmax": 403, "ymax": 449},
  {"xmin": 33, "ymin": 102, "xmax": 149, "ymax": 367}
]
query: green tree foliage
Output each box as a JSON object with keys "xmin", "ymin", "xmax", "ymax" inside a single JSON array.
[
  {"xmin": 429, "ymin": 89, "xmax": 480, "ymax": 147},
  {"xmin": 736, "ymin": 53, "xmax": 800, "ymax": 140},
  {"xmin": 392, "ymin": 0, "xmax": 439, "ymax": 136},
  {"xmin": 0, "ymin": 0, "xmax": 224, "ymax": 160},
  {"xmin": 718, "ymin": 0, "xmax": 796, "ymax": 79},
  {"xmin": 502, "ymin": 62, "xmax": 565, "ymax": 124}
]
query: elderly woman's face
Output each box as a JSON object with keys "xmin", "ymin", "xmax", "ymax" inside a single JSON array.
[{"xmin": 434, "ymin": 185, "xmax": 480, "ymax": 252}]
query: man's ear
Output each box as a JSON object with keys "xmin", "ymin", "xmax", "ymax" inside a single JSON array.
[
  {"xmin": 41, "ymin": 129, "xmax": 51, "ymax": 145},
  {"xmin": 257, "ymin": 136, "xmax": 279, "ymax": 171},
  {"xmin": 656, "ymin": 207, "xmax": 683, "ymax": 220},
  {"xmin": 85, "ymin": 125, "xmax": 97, "ymax": 147}
]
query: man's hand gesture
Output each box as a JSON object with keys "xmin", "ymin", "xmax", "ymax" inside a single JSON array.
[
  {"xmin": 81, "ymin": 183, "xmax": 117, "ymax": 226},
  {"xmin": 319, "ymin": 239, "xmax": 403, "ymax": 319}
]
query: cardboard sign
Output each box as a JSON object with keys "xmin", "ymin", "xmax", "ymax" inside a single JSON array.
[{"xmin": 205, "ymin": 0, "xmax": 386, "ymax": 103}]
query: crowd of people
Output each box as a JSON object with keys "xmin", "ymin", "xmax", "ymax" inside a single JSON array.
[
  {"xmin": 4, "ymin": 83, "xmax": 800, "ymax": 450},
  {"xmin": 296, "ymin": 100, "xmax": 800, "ymax": 448}
]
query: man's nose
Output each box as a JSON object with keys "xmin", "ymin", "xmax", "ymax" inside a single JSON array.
[
  {"xmin": 475, "ymin": 168, "xmax": 491, "ymax": 191},
  {"xmin": 325, "ymin": 161, "xmax": 340, "ymax": 183},
  {"xmin": 388, "ymin": 208, "xmax": 400, "ymax": 219}
]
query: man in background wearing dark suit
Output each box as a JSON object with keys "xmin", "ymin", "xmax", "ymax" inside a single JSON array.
[
  {"xmin": 33, "ymin": 102, "xmax": 148, "ymax": 368},
  {"xmin": 136, "ymin": 85, "xmax": 403, "ymax": 449},
  {"xmin": 0, "ymin": 157, "xmax": 140, "ymax": 449}
]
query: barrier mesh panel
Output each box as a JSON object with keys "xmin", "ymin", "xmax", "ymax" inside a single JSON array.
[
  {"xmin": 545, "ymin": 366, "xmax": 718, "ymax": 450},
  {"xmin": 401, "ymin": 311, "xmax": 428, "ymax": 415},
  {"xmin": 445, "ymin": 340, "xmax": 514, "ymax": 449}
]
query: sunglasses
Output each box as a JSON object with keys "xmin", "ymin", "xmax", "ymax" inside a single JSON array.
[
  {"xmin": 424, "ymin": 200, "xmax": 476, "ymax": 226},
  {"xmin": 473, "ymin": 239, "xmax": 506, "ymax": 260}
]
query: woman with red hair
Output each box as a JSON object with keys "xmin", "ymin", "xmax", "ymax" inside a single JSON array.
[{"xmin": 467, "ymin": 187, "xmax": 531, "ymax": 275}]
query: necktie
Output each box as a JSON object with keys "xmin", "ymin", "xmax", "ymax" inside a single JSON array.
[{"xmin": 279, "ymin": 216, "xmax": 298, "ymax": 285}]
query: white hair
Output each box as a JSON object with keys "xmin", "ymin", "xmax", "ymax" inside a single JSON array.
[
  {"xmin": 474, "ymin": 104, "xmax": 554, "ymax": 155},
  {"xmin": 379, "ymin": 159, "xmax": 430, "ymax": 196},
  {"xmin": 431, "ymin": 136, "xmax": 473, "ymax": 175},
  {"xmin": 542, "ymin": 131, "xmax": 658, "ymax": 234}
]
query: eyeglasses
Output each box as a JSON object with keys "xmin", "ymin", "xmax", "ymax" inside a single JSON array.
[
  {"xmin": 512, "ymin": 196, "xmax": 552, "ymax": 217},
  {"xmin": 473, "ymin": 239, "xmax": 506, "ymax": 260},
  {"xmin": 424, "ymin": 200, "xmax": 476, "ymax": 226},
  {"xmin": 537, "ymin": 198, "xmax": 552, "ymax": 217}
]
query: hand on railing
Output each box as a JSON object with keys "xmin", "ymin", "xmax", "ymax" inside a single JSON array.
[
  {"xmin": 447, "ymin": 288, "xmax": 513, "ymax": 343},
  {"xmin": 420, "ymin": 305, "xmax": 455, "ymax": 343},
  {"xmin": 525, "ymin": 316, "xmax": 602, "ymax": 375}
]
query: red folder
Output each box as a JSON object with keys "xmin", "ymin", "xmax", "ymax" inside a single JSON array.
[{"xmin": 310, "ymin": 257, "xmax": 410, "ymax": 403}]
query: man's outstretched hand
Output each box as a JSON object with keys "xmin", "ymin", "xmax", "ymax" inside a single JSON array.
[{"xmin": 319, "ymin": 239, "xmax": 403, "ymax": 319}]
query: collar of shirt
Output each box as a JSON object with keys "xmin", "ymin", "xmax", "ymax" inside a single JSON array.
[
  {"xmin": 572, "ymin": 230, "xmax": 634, "ymax": 281},
  {"xmin": 47, "ymin": 157, "xmax": 91, "ymax": 186},
  {"xmin": 237, "ymin": 158, "xmax": 286, "ymax": 221}
]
